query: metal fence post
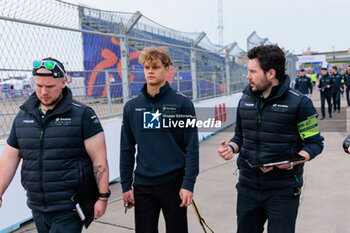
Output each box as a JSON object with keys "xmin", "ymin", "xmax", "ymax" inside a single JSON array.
[
  {"xmin": 213, "ymin": 72, "xmax": 217, "ymax": 97},
  {"xmin": 120, "ymin": 11, "xmax": 142, "ymax": 105},
  {"xmin": 285, "ymin": 53, "xmax": 298, "ymax": 82},
  {"xmin": 120, "ymin": 34, "xmax": 131, "ymax": 104},
  {"xmin": 190, "ymin": 47, "xmax": 198, "ymax": 101},
  {"xmin": 225, "ymin": 42, "xmax": 237, "ymax": 95},
  {"xmin": 225, "ymin": 55, "xmax": 230, "ymax": 94},
  {"xmin": 198, "ymin": 74, "xmax": 201, "ymax": 100},
  {"xmin": 176, "ymin": 70, "xmax": 180, "ymax": 92},
  {"xmin": 104, "ymin": 70, "xmax": 113, "ymax": 116},
  {"xmin": 222, "ymin": 67, "xmax": 225, "ymax": 94},
  {"xmin": 190, "ymin": 32, "xmax": 206, "ymax": 102}
]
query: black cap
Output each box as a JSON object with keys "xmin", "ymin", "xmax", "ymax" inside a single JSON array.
[{"xmin": 32, "ymin": 57, "xmax": 66, "ymax": 78}]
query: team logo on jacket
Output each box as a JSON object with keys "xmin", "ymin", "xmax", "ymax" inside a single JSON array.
[
  {"xmin": 23, "ymin": 119, "xmax": 34, "ymax": 124},
  {"xmin": 271, "ymin": 104, "xmax": 288, "ymax": 112},
  {"xmin": 162, "ymin": 104, "xmax": 177, "ymax": 114},
  {"xmin": 244, "ymin": 103, "xmax": 255, "ymax": 107},
  {"xmin": 54, "ymin": 117, "xmax": 72, "ymax": 125},
  {"xmin": 143, "ymin": 110, "xmax": 162, "ymax": 129},
  {"xmin": 91, "ymin": 115, "xmax": 100, "ymax": 124}
]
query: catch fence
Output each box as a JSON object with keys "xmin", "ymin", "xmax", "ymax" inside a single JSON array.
[{"xmin": 0, "ymin": 0, "xmax": 252, "ymax": 137}]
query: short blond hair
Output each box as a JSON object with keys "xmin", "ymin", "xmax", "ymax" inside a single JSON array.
[{"xmin": 139, "ymin": 47, "xmax": 171, "ymax": 67}]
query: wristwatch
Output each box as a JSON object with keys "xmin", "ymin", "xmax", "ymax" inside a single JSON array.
[
  {"xmin": 98, "ymin": 189, "xmax": 111, "ymax": 198},
  {"xmin": 287, "ymin": 162, "xmax": 294, "ymax": 170}
]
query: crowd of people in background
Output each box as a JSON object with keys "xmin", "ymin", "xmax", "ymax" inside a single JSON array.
[{"xmin": 294, "ymin": 65, "xmax": 350, "ymax": 120}]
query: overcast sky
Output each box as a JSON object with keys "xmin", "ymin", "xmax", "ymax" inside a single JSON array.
[{"xmin": 74, "ymin": 0, "xmax": 349, "ymax": 54}]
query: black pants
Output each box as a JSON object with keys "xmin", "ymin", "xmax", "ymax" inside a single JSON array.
[
  {"xmin": 32, "ymin": 209, "xmax": 83, "ymax": 233},
  {"xmin": 236, "ymin": 184, "xmax": 300, "ymax": 233},
  {"xmin": 133, "ymin": 175, "xmax": 188, "ymax": 233},
  {"xmin": 346, "ymin": 87, "xmax": 350, "ymax": 106},
  {"xmin": 332, "ymin": 91, "xmax": 341, "ymax": 111},
  {"xmin": 320, "ymin": 92, "xmax": 332, "ymax": 118}
]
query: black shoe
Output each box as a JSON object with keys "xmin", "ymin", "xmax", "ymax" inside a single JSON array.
[
  {"xmin": 338, "ymin": 109, "xmax": 340, "ymax": 113},
  {"xmin": 330, "ymin": 114, "xmax": 332, "ymax": 118},
  {"xmin": 320, "ymin": 117, "xmax": 325, "ymax": 120},
  {"xmin": 333, "ymin": 109, "xmax": 336, "ymax": 113}
]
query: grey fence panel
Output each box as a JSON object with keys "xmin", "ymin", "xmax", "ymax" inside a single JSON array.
[
  {"xmin": 0, "ymin": 0, "xmax": 251, "ymax": 138},
  {"xmin": 246, "ymin": 31, "xmax": 297, "ymax": 83}
]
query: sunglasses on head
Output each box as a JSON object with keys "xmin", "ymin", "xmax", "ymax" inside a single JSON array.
[{"xmin": 32, "ymin": 60, "xmax": 65, "ymax": 78}]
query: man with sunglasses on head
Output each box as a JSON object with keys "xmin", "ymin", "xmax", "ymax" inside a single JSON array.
[{"xmin": 0, "ymin": 57, "xmax": 109, "ymax": 233}]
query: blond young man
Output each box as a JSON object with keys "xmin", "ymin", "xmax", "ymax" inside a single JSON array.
[{"xmin": 120, "ymin": 47, "xmax": 199, "ymax": 233}]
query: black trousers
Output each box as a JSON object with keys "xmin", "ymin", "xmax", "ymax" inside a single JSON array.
[
  {"xmin": 320, "ymin": 92, "xmax": 332, "ymax": 117},
  {"xmin": 332, "ymin": 91, "xmax": 341, "ymax": 111},
  {"xmin": 346, "ymin": 87, "xmax": 350, "ymax": 106},
  {"xmin": 133, "ymin": 175, "xmax": 188, "ymax": 233},
  {"xmin": 236, "ymin": 184, "xmax": 300, "ymax": 233},
  {"xmin": 32, "ymin": 209, "xmax": 83, "ymax": 233}
]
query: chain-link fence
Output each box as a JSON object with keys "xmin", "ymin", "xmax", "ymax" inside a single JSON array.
[
  {"xmin": 246, "ymin": 31, "xmax": 298, "ymax": 81},
  {"xmin": 0, "ymin": 0, "xmax": 248, "ymax": 138},
  {"xmin": 247, "ymin": 31, "xmax": 273, "ymax": 51}
]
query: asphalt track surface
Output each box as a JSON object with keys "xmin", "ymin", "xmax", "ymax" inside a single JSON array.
[{"xmin": 11, "ymin": 90, "xmax": 350, "ymax": 233}]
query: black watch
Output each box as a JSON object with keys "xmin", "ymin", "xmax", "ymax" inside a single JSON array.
[{"xmin": 98, "ymin": 189, "xmax": 111, "ymax": 198}]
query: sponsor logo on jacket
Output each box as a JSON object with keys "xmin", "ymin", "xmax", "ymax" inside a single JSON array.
[
  {"xmin": 23, "ymin": 119, "xmax": 34, "ymax": 123},
  {"xmin": 271, "ymin": 104, "xmax": 288, "ymax": 112},
  {"xmin": 54, "ymin": 117, "xmax": 72, "ymax": 125}
]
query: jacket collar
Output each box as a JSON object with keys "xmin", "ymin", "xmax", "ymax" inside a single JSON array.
[
  {"xmin": 20, "ymin": 87, "xmax": 73, "ymax": 116},
  {"xmin": 141, "ymin": 81, "xmax": 171, "ymax": 102},
  {"xmin": 243, "ymin": 75, "xmax": 291, "ymax": 102}
]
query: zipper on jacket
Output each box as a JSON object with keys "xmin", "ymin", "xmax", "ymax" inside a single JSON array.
[
  {"xmin": 256, "ymin": 99, "xmax": 264, "ymax": 189},
  {"xmin": 256, "ymin": 114, "xmax": 262, "ymax": 152},
  {"xmin": 39, "ymin": 128, "xmax": 47, "ymax": 208},
  {"xmin": 256, "ymin": 100, "xmax": 264, "ymax": 159}
]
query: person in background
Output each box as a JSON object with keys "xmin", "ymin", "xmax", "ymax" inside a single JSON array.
[
  {"xmin": 294, "ymin": 69, "xmax": 313, "ymax": 97},
  {"xmin": 340, "ymin": 69, "xmax": 346, "ymax": 97},
  {"xmin": 344, "ymin": 65, "xmax": 350, "ymax": 107},
  {"xmin": 318, "ymin": 67, "xmax": 334, "ymax": 120},
  {"xmin": 330, "ymin": 66, "xmax": 343, "ymax": 113},
  {"xmin": 311, "ymin": 71, "xmax": 317, "ymax": 87}
]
